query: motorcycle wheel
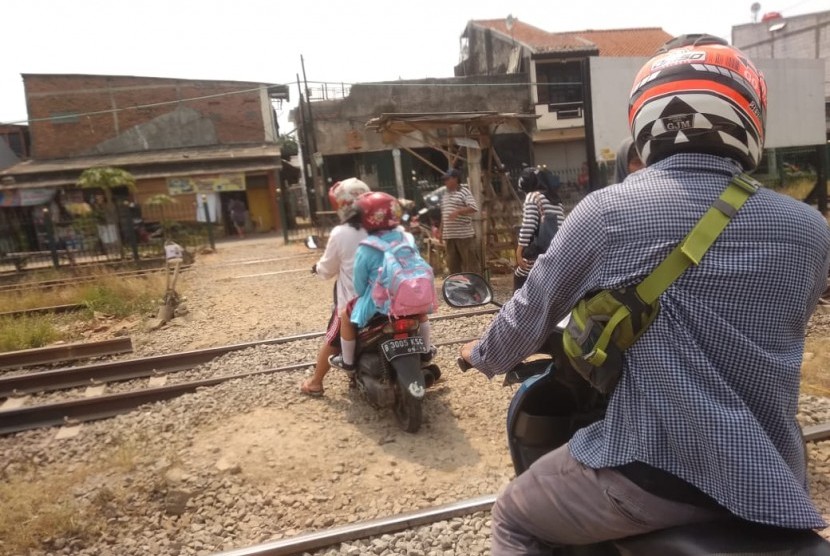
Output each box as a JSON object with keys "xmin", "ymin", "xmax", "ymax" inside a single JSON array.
[{"xmin": 394, "ymin": 389, "xmax": 423, "ymax": 433}]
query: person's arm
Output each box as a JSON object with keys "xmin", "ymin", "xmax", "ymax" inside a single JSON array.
[
  {"xmin": 462, "ymin": 194, "xmax": 609, "ymax": 378},
  {"xmin": 451, "ymin": 189, "xmax": 478, "ymax": 219},
  {"xmin": 314, "ymin": 226, "xmax": 343, "ymax": 279},
  {"xmin": 352, "ymin": 246, "xmax": 371, "ymax": 297}
]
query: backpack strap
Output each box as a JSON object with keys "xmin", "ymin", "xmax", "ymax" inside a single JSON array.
[
  {"xmin": 535, "ymin": 192, "xmax": 546, "ymax": 218},
  {"xmin": 361, "ymin": 235, "xmax": 392, "ymax": 252},
  {"xmin": 635, "ymin": 173, "xmax": 759, "ymax": 304}
]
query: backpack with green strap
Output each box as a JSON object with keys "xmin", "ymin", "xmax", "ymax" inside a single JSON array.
[{"xmin": 562, "ymin": 173, "xmax": 760, "ymax": 394}]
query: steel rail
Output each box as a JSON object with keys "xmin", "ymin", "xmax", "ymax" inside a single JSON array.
[
  {"xmin": 0, "ymin": 265, "xmax": 191, "ymax": 293},
  {"xmin": 214, "ymin": 253, "xmax": 317, "ymax": 267},
  {"xmin": 0, "ymin": 337, "xmax": 133, "ymax": 371},
  {"xmin": 0, "ymin": 310, "xmax": 496, "ymax": 397},
  {"xmin": 213, "ymin": 494, "xmax": 497, "ymax": 556},
  {"xmin": 0, "ymin": 336, "xmax": 480, "ymax": 435},
  {"xmin": 0, "ymin": 303, "xmax": 85, "ymax": 319},
  {"xmin": 0, "ymin": 360, "xmax": 315, "ymax": 435},
  {"xmin": 0, "ymin": 332, "xmax": 324, "ymax": 397},
  {"xmin": 802, "ymin": 423, "xmax": 830, "ymax": 443}
]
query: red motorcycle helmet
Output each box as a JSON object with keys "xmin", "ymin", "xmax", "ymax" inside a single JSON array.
[
  {"xmin": 328, "ymin": 178, "xmax": 370, "ymax": 222},
  {"xmin": 628, "ymin": 34, "xmax": 767, "ymax": 171},
  {"xmin": 355, "ymin": 191, "xmax": 402, "ymax": 232}
]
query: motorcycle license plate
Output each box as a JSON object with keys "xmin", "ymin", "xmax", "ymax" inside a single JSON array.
[{"xmin": 381, "ymin": 337, "xmax": 427, "ymax": 361}]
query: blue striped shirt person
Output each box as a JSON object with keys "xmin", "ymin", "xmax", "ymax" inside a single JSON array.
[
  {"xmin": 462, "ymin": 36, "xmax": 830, "ymax": 552},
  {"xmin": 465, "ymin": 153, "xmax": 830, "ymax": 538}
]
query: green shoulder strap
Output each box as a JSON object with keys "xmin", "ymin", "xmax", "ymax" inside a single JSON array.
[{"xmin": 635, "ymin": 173, "xmax": 759, "ymax": 304}]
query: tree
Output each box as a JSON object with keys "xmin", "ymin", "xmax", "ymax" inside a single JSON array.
[
  {"xmin": 278, "ymin": 135, "xmax": 298, "ymax": 159},
  {"xmin": 76, "ymin": 167, "xmax": 137, "ymax": 253},
  {"xmin": 76, "ymin": 166, "xmax": 137, "ymax": 205}
]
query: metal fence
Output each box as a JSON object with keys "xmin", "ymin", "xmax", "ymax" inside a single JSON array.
[{"xmin": 0, "ymin": 199, "xmax": 213, "ymax": 275}]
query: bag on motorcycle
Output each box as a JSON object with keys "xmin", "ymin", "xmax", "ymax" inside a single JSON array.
[
  {"xmin": 562, "ymin": 174, "xmax": 759, "ymax": 394},
  {"xmin": 361, "ymin": 236, "xmax": 437, "ymax": 318}
]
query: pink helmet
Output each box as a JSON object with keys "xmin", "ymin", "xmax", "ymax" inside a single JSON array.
[
  {"xmin": 355, "ymin": 191, "xmax": 402, "ymax": 232},
  {"xmin": 328, "ymin": 178, "xmax": 370, "ymax": 221}
]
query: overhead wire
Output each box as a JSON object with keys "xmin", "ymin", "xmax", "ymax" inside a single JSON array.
[{"xmin": 1, "ymin": 78, "xmax": 569, "ymax": 126}]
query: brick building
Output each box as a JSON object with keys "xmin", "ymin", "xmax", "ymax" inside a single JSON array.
[{"xmin": 1, "ymin": 74, "xmax": 289, "ymax": 240}]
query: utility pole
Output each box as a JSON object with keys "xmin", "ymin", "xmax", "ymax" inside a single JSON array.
[
  {"xmin": 301, "ymin": 56, "xmax": 325, "ymax": 213},
  {"xmin": 296, "ymin": 75, "xmax": 321, "ymax": 214}
]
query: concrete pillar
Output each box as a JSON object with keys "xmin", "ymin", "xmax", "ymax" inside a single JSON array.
[{"xmin": 392, "ymin": 148, "xmax": 405, "ymax": 198}]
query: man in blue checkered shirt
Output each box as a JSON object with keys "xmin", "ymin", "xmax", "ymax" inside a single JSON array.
[{"xmin": 460, "ymin": 35, "xmax": 830, "ymax": 554}]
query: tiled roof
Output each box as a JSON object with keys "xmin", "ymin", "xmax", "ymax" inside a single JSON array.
[{"xmin": 470, "ymin": 19, "xmax": 672, "ymax": 56}]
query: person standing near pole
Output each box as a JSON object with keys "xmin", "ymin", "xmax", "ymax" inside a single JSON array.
[{"xmin": 438, "ymin": 168, "xmax": 480, "ymax": 274}]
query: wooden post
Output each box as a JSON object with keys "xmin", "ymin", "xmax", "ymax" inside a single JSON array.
[{"xmin": 467, "ymin": 144, "xmax": 485, "ymax": 272}]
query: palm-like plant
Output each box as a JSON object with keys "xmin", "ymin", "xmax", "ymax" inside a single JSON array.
[
  {"xmin": 76, "ymin": 167, "xmax": 137, "ymax": 206},
  {"xmin": 76, "ymin": 167, "xmax": 137, "ymax": 253}
]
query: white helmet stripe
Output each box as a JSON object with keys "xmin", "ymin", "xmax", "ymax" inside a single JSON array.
[
  {"xmin": 718, "ymin": 130, "xmax": 750, "ymax": 155},
  {"xmin": 693, "ymin": 114, "xmax": 714, "ymax": 129},
  {"xmin": 675, "ymin": 130, "xmax": 690, "ymax": 144}
]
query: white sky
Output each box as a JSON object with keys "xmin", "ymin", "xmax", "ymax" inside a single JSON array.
[{"xmin": 2, "ymin": 0, "xmax": 826, "ymax": 132}]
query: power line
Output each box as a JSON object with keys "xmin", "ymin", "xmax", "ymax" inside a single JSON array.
[
  {"xmin": 0, "ymin": 84, "xmax": 287, "ymax": 126},
  {"xmin": 2, "ymin": 78, "xmax": 573, "ymax": 127}
]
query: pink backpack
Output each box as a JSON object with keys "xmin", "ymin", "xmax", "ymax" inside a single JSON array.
[{"xmin": 361, "ymin": 236, "xmax": 437, "ymax": 318}]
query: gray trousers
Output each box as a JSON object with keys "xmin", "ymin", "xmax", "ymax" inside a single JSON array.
[
  {"xmin": 445, "ymin": 236, "xmax": 480, "ymax": 274},
  {"xmin": 491, "ymin": 444, "xmax": 727, "ymax": 555}
]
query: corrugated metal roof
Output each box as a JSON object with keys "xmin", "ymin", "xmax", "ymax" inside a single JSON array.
[
  {"xmin": 1, "ymin": 144, "xmax": 279, "ymax": 177},
  {"xmin": 0, "ymin": 144, "xmax": 281, "ymax": 189}
]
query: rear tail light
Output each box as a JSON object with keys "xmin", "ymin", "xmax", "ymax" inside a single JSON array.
[{"xmin": 383, "ymin": 318, "xmax": 420, "ymax": 334}]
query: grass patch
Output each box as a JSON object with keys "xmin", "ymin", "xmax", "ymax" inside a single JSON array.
[
  {"xmin": 0, "ymin": 314, "xmax": 63, "ymax": 352},
  {"xmin": 0, "ymin": 270, "xmax": 171, "ymax": 351},
  {"xmin": 0, "ymin": 438, "xmax": 148, "ymax": 554},
  {"xmin": 0, "ymin": 466, "xmax": 106, "ymax": 553}
]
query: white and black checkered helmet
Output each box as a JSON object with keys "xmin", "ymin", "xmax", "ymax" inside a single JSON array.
[{"xmin": 629, "ymin": 34, "xmax": 767, "ymax": 171}]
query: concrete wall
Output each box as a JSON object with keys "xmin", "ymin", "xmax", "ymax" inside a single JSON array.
[
  {"xmin": 456, "ymin": 24, "xmax": 521, "ymax": 76},
  {"xmin": 306, "ymin": 75, "xmax": 531, "ymax": 156},
  {"xmin": 24, "ymin": 74, "xmax": 278, "ymax": 160},
  {"xmin": 733, "ymin": 11, "xmax": 830, "ymax": 98}
]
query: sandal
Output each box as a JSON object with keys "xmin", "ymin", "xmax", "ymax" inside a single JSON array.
[{"xmin": 300, "ymin": 379, "xmax": 324, "ymax": 397}]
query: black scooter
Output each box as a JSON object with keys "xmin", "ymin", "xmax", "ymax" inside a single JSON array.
[
  {"xmin": 307, "ymin": 236, "xmax": 441, "ymax": 433},
  {"xmin": 442, "ymin": 272, "xmax": 830, "ymax": 555}
]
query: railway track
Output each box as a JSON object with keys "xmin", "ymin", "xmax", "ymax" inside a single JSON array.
[
  {"xmin": 0, "ymin": 336, "xmax": 133, "ymax": 370},
  {"xmin": 0, "ymin": 335, "xmax": 480, "ymax": 435},
  {"xmin": 0, "ymin": 264, "xmax": 190, "ymax": 293},
  {"xmin": 0, "ymin": 308, "xmax": 497, "ymax": 435},
  {"xmin": 215, "ymin": 494, "xmax": 497, "ymax": 556}
]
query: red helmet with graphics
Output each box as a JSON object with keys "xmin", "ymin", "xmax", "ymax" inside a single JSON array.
[
  {"xmin": 355, "ymin": 191, "xmax": 402, "ymax": 232},
  {"xmin": 328, "ymin": 178, "xmax": 370, "ymax": 221},
  {"xmin": 628, "ymin": 34, "xmax": 767, "ymax": 171}
]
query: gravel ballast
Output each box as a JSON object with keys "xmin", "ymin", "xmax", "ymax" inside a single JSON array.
[{"xmin": 2, "ymin": 235, "xmax": 830, "ymax": 556}]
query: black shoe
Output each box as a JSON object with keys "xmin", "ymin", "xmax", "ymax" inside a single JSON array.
[{"xmin": 329, "ymin": 354, "xmax": 355, "ymax": 372}]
